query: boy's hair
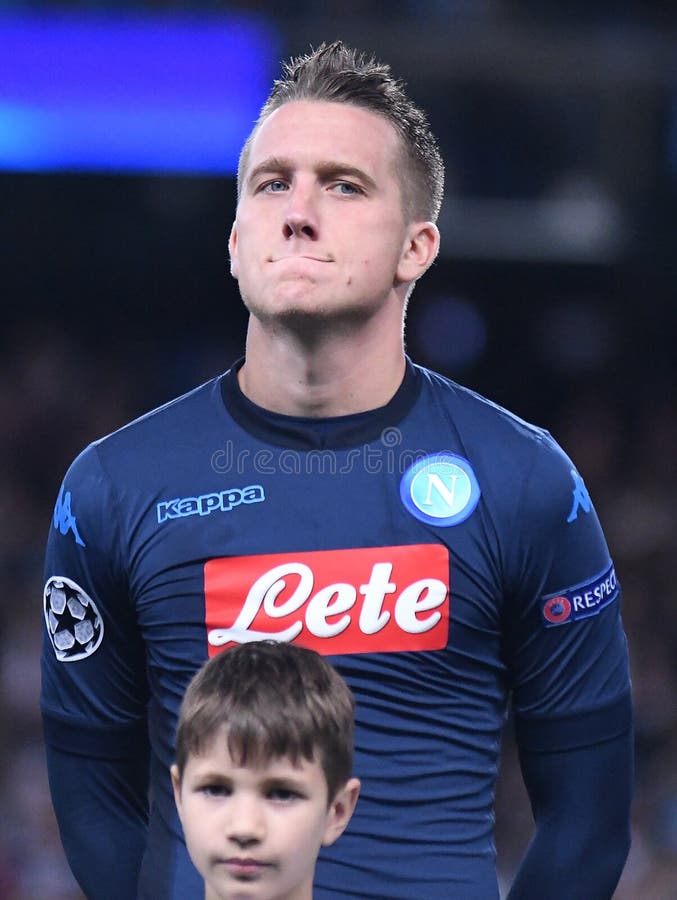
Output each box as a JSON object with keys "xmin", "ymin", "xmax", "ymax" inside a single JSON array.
[
  {"xmin": 237, "ymin": 40, "xmax": 444, "ymax": 223},
  {"xmin": 174, "ymin": 641, "xmax": 355, "ymax": 802}
]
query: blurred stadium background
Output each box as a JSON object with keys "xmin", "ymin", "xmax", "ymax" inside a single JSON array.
[{"xmin": 2, "ymin": 2, "xmax": 676, "ymax": 896}]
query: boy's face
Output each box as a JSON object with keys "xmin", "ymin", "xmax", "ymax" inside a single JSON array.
[{"xmin": 171, "ymin": 734, "xmax": 359, "ymax": 900}]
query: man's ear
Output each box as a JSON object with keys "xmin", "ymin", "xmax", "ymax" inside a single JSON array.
[
  {"xmin": 396, "ymin": 220, "xmax": 440, "ymax": 286},
  {"xmin": 228, "ymin": 222, "xmax": 239, "ymax": 279},
  {"xmin": 321, "ymin": 777, "xmax": 361, "ymax": 847}
]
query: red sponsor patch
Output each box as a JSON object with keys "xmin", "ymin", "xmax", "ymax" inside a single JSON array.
[{"xmin": 204, "ymin": 544, "xmax": 450, "ymax": 657}]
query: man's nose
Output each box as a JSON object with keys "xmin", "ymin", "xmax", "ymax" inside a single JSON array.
[{"xmin": 283, "ymin": 185, "xmax": 319, "ymax": 240}]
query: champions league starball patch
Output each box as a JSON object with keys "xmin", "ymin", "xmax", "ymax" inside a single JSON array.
[{"xmin": 44, "ymin": 576, "xmax": 104, "ymax": 661}]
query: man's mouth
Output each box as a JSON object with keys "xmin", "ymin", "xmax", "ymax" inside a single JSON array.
[{"xmin": 270, "ymin": 255, "xmax": 332, "ymax": 263}]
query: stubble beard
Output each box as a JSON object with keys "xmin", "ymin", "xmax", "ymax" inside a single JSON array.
[{"xmin": 241, "ymin": 284, "xmax": 388, "ymax": 344}]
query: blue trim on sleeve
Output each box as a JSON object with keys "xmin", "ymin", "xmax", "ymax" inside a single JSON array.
[{"xmin": 514, "ymin": 691, "xmax": 632, "ymax": 753}]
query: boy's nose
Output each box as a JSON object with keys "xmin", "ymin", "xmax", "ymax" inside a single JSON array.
[{"xmin": 226, "ymin": 796, "xmax": 266, "ymax": 846}]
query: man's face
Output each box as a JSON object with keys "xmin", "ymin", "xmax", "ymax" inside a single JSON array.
[
  {"xmin": 229, "ymin": 100, "xmax": 418, "ymax": 327},
  {"xmin": 172, "ymin": 737, "xmax": 354, "ymax": 900}
]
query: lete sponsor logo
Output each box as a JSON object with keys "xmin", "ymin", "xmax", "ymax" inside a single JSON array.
[{"xmin": 204, "ymin": 544, "xmax": 450, "ymax": 657}]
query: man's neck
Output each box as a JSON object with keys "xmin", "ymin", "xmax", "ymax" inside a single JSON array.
[{"xmin": 238, "ymin": 317, "xmax": 406, "ymax": 418}]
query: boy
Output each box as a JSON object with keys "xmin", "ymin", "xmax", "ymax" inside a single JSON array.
[{"xmin": 170, "ymin": 640, "xmax": 361, "ymax": 900}]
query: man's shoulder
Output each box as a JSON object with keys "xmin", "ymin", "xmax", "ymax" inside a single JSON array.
[
  {"xmin": 61, "ymin": 374, "xmax": 226, "ymax": 490},
  {"xmin": 413, "ymin": 362, "xmax": 552, "ymax": 449},
  {"xmin": 94, "ymin": 374, "xmax": 223, "ymax": 452}
]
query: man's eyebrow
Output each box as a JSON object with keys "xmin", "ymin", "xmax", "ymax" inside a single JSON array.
[
  {"xmin": 247, "ymin": 156, "xmax": 292, "ymax": 185},
  {"xmin": 314, "ymin": 162, "xmax": 376, "ymax": 188},
  {"xmin": 246, "ymin": 157, "xmax": 377, "ymax": 191}
]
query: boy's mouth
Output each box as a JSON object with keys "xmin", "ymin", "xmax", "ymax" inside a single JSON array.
[{"xmin": 223, "ymin": 857, "xmax": 272, "ymax": 877}]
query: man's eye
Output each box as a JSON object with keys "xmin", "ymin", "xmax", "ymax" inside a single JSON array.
[
  {"xmin": 262, "ymin": 180, "xmax": 288, "ymax": 193},
  {"xmin": 332, "ymin": 182, "xmax": 360, "ymax": 196}
]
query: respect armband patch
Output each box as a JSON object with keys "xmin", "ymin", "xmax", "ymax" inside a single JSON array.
[{"xmin": 541, "ymin": 562, "xmax": 619, "ymax": 628}]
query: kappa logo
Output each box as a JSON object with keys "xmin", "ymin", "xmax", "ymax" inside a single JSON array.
[
  {"xmin": 157, "ymin": 484, "xmax": 265, "ymax": 524},
  {"xmin": 567, "ymin": 468, "xmax": 592, "ymax": 522},
  {"xmin": 53, "ymin": 485, "xmax": 86, "ymax": 547},
  {"xmin": 204, "ymin": 544, "xmax": 450, "ymax": 657},
  {"xmin": 400, "ymin": 453, "xmax": 481, "ymax": 527}
]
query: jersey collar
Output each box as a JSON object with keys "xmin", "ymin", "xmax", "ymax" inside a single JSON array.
[{"xmin": 220, "ymin": 357, "xmax": 421, "ymax": 450}]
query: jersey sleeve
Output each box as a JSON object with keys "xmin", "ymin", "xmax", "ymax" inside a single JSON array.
[
  {"xmin": 42, "ymin": 442, "xmax": 149, "ymax": 738},
  {"xmin": 41, "ymin": 442, "xmax": 151, "ymax": 896},
  {"xmin": 503, "ymin": 431, "xmax": 631, "ymax": 751},
  {"xmin": 507, "ymin": 731, "xmax": 633, "ymax": 898}
]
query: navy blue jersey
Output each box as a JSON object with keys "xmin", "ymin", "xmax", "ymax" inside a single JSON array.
[{"xmin": 41, "ymin": 359, "xmax": 630, "ymax": 899}]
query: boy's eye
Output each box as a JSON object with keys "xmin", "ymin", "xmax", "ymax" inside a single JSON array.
[
  {"xmin": 199, "ymin": 783, "xmax": 231, "ymax": 798},
  {"xmin": 267, "ymin": 786, "xmax": 303, "ymax": 803}
]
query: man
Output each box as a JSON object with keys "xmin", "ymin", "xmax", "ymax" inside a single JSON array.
[{"xmin": 42, "ymin": 42, "xmax": 632, "ymax": 899}]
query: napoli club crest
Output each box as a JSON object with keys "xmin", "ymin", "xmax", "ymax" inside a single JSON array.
[{"xmin": 400, "ymin": 453, "xmax": 481, "ymax": 527}]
